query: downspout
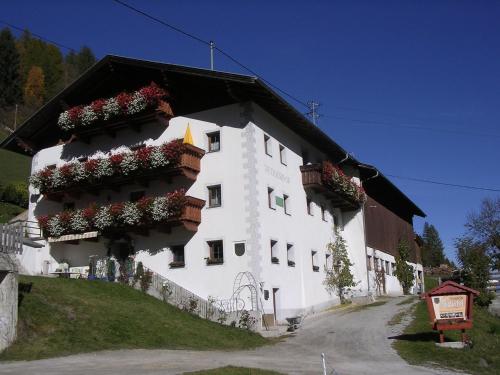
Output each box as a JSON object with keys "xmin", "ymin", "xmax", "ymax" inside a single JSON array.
[
  {"xmin": 360, "ymin": 167, "xmax": 379, "ymax": 298},
  {"xmin": 337, "ymin": 153, "xmax": 349, "ymax": 165}
]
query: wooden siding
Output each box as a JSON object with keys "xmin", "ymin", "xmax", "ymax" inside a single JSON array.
[{"xmin": 365, "ymin": 196, "xmax": 421, "ymax": 264}]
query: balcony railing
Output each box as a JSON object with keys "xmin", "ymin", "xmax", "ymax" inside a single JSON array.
[
  {"xmin": 300, "ymin": 162, "xmax": 366, "ymax": 211},
  {"xmin": 32, "ymin": 142, "xmax": 204, "ymax": 201},
  {"xmin": 37, "ymin": 192, "xmax": 205, "ymax": 241}
]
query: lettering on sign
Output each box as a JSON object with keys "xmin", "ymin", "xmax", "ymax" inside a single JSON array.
[
  {"xmin": 265, "ymin": 165, "xmax": 290, "ymax": 184},
  {"xmin": 431, "ymin": 294, "xmax": 467, "ymax": 320}
]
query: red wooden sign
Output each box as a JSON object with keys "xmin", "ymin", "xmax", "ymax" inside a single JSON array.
[{"xmin": 422, "ymin": 281, "xmax": 479, "ymax": 343}]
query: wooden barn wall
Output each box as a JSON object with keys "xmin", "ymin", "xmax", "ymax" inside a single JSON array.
[{"xmin": 364, "ymin": 196, "xmax": 421, "ymax": 264}]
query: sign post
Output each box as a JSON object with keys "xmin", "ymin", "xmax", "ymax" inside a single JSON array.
[{"xmin": 423, "ymin": 280, "xmax": 479, "ymax": 344}]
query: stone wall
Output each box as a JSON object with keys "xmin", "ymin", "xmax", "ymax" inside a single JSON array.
[{"xmin": 0, "ymin": 254, "xmax": 18, "ymax": 352}]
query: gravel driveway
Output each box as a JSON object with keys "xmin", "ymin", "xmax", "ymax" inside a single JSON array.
[{"xmin": 0, "ymin": 297, "xmax": 461, "ymax": 375}]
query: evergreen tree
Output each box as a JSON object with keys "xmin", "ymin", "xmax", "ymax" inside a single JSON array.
[
  {"xmin": 394, "ymin": 238, "xmax": 415, "ymax": 295},
  {"xmin": 24, "ymin": 65, "xmax": 45, "ymax": 107},
  {"xmin": 0, "ymin": 28, "xmax": 22, "ymax": 107},
  {"xmin": 76, "ymin": 46, "xmax": 96, "ymax": 75},
  {"xmin": 421, "ymin": 222, "xmax": 446, "ymax": 267}
]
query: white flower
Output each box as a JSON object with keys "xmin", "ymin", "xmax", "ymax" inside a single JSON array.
[
  {"xmin": 29, "ymin": 172, "xmax": 43, "ymax": 190},
  {"xmin": 127, "ymin": 92, "xmax": 147, "ymax": 115},
  {"xmin": 94, "ymin": 206, "xmax": 113, "ymax": 230},
  {"xmin": 102, "ymin": 98, "xmax": 121, "ymax": 120},
  {"xmin": 120, "ymin": 202, "xmax": 141, "ymax": 226},
  {"xmin": 50, "ymin": 169, "xmax": 66, "ymax": 189},
  {"xmin": 71, "ymin": 162, "xmax": 88, "ymax": 182},
  {"xmin": 80, "ymin": 105, "xmax": 98, "ymax": 126},
  {"xmin": 69, "ymin": 210, "xmax": 88, "ymax": 232},
  {"xmin": 149, "ymin": 146, "xmax": 168, "ymax": 169},
  {"xmin": 94, "ymin": 158, "xmax": 113, "ymax": 179},
  {"xmin": 48, "ymin": 216, "xmax": 65, "ymax": 237},
  {"xmin": 151, "ymin": 197, "xmax": 169, "ymax": 222},
  {"xmin": 57, "ymin": 111, "xmax": 73, "ymax": 131},
  {"xmin": 120, "ymin": 153, "xmax": 138, "ymax": 175}
]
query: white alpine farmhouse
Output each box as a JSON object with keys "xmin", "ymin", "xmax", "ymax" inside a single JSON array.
[{"xmin": 1, "ymin": 56, "xmax": 425, "ymax": 325}]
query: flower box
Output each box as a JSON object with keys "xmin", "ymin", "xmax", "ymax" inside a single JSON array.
[
  {"xmin": 312, "ymin": 265, "xmax": 320, "ymax": 272},
  {"xmin": 169, "ymin": 261, "xmax": 185, "ymax": 269},
  {"xmin": 206, "ymin": 258, "xmax": 223, "ymax": 265},
  {"xmin": 300, "ymin": 162, "xmax": 366, "ymax": 211},
  {"xmin": 30, "ymin": 140, "xmax": 204, "ymax": 197},
  {"xmin": 271, "ymin": 257, "xmax": 280, "ymax": 264},
  {"xmin": 36, "ymin": 190, "xmax": 205, "ymax": 239},
  {"xmin": 288, "ymin": 260, "xmax": 295, "ymax": 267}
]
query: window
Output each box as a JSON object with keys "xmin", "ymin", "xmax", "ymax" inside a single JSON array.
[
  {"xmin": 283, "ymin": 194, "xmax": 290, "ymax": 215},
  {"xmin": 130, "ymin": 191, "xmax": 145, "ymax": 202},
  {"xmin": 287, "ymin": 243, "xmax": 295, "ymax": 267},
  {"xmin": 208, "ymin": 185, "xmax": 222, "ymax": 208},
  {"xmin": 392, "ymin": 262, "xmax": 396, "ymax": 276},
  {"xmin": 268, "ymin": 187, "xmax": 276, "ymax": 209},
  {"xmin": 270, "ymin": 240, "xmax": 279, "ymax": 264},
  {"xmin": 63, "ymin": 202, "xmax": 75, "ymax": 211},
  {"xmin": 311, "ymin": 251, "xmax": 319, "ymax": 272},
  {"xmin": 264, "ymin": 134, "xmax": 272, "ymax": 156},
  {"xmin": 374, "ymin": 257, "xmax": 379, "ymax": 270},
  {"xmin": 207, "ymin": 131, "xmax": 220, "ymax": 152},
  {"xmin": 207, "ymin": 240, "xmax": 223, "ymax": 265},
  {"xmin": 279, "ymin": 145, "xmax": 287, "ymax": 165},
  {"xmin": 169, "ymin": 245, "xmax": 185, "ymax": 268},
  {"xmin": 234, "ymin": 242, "xmax": 245, "ymax": 256},
  {"xmin": 367, "ymin": 255, "xmax": 372, "ymax": 271},
  {"xmin": 385, "ymin": 261, "xmax": 390, "ymax": 275},
  {"xmin": 307, "ymin": 198, "xmax": 313, "ymax": 215},
  {"xmin": 325, "ymin": 253, "xmax": 332, "ymax": 269},
  {"xmin": 321, "ymin": 205, "xmax": 327, "ymax": 221}
]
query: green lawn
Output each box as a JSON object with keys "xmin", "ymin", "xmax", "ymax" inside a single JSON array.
[
  {"xmin": 0, "ymin": 149, "xmax": 31, "ymax": 186},
  {"xmin": 184, "ymin": 367, "xmax": 283, "ymax": 374},
  {"xmin": 0, "ymin": 276, "xmax": 269, "ymax": 361},
  {"xmin": 424, "ymin": 275, "xmax": 439, "ymax": 291},
  {"xmin": 0, "ymin": 202, "xmax": 25, "ymax": 223},
  {"xmin": 393, "ymin": 301, "xmax": 500, "ymax": 374}
]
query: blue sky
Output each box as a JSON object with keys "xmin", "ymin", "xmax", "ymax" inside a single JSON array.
[{"xmin": 3, "ymin": 0, "xmax": 500, "ymax": 262}]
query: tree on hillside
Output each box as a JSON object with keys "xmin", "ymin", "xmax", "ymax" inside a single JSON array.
[
  {"xmin": 465, "ymin": 197, "xmax": 499, "ymax": 270},
  {"xmin": 76, "ymin": 46, "xmax": 96, "ymax": 75},
  {"xmin": 456, "ymin": 236, "xmax": 494, "ymax": 306},
  {"xmin": 324, "ymin": 229, "xmax": 358, "ymax": 303},
  {"xmin": 0, "ymin": 28, "xmax": 22, "ymax": 107},
  {"xmin": 421, "ymin": 222, "xmax": 447, "ymax": 267},
  {"xmin": 394, "ymin": 238, "xmax": 415, "ymax": 295},
  {"xmin": 24, "ymin": 66, "xmax": 45, "ymax": 107}
]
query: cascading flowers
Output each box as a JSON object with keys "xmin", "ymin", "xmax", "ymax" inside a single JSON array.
[
  {"xmin": 37, "ymin": 190, "xmax": 187, "ymax": 238},
  {"xmin": 57, "ymin": 82, "xmax": 168, "ymax": 131},
  {"xmin": 322, "ymin": 161, "xmax": 366, "ymax": 204}
]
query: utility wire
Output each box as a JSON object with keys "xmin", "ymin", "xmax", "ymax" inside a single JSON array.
[
  {"xmin": 0, "ymin": 19, "xmax": 75, "ymax": 52},
  {"xmin": 385, "ymin": 174, "xmax": 500, "ymax": 192}
]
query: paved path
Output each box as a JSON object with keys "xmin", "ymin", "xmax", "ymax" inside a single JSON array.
[{"xmin": 0, "ymin": 297, "xmax": 460, "ymax": 375}]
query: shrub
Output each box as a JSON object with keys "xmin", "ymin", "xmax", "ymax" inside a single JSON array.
[
  {"xmin": 140, "ymin": 270, "xmax": 152, "ymax": 292},
  {"xmin": 2, "ymin": 182, "xmax": 28, "ymax": 208}
]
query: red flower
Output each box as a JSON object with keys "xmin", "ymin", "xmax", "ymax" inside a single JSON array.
[
  {"xmin": 110, "ymin": 153, "xmax": 124, "ymax": 171},
  {"xmin": 59, "ymin": 164, "xmax": 73, "ymax": 179},
  {"xmin": 136, "ymin": 196, "xmax": 153, "ymax": 214},
  {"xmin": 139, "ymin": 82, "xmax": 168, "ymax": 105},
  {"xmin": 90, "ymin": 99, "xmax": 106, "ymax": 115},
  {"xmin": 135, "ymin": 146, "xmax": 153, "ymax": 167},
  {"xmin": 59, "ymin": 211, "xmax": 72, "ymax": 225},
  {"xmin": 40, "ymin": 167, "xmax": 54, "ymax": 180},
  {"xmin": 166, "ymin": 189, "xmax": 187, "ymax": 217},
  {"xmin": 37, "ymin": 215, "xmax": 50, "ymax": 232},
  {"xmin": 82, "ymin": 205, "xmax": 97, "ymax": 221},
  {"xmin": 161, "ymin": 140, "xmax": 185, "ymax": 164},
  {"xmin": 109, "ymin": 203, "xmax": 124, "ymax": 217},
  {"xmin": 116, "ymin": 92, "xmax": 131, "ymax": 112},
  {"xmin": 68, "ymin": 106, "xmax": 83, "ymax": 123},
  {"xmin": 84, "ymin": 159, "xmax": 99, "ymax": 174}
]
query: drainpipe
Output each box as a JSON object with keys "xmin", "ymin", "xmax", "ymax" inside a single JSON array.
[{"xmin": 337, "ymin": 153, "xmax": 349, "ymax": 165}]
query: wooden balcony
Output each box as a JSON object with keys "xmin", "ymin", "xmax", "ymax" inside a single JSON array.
[
  {"xmin": 72, "ymin": 105, "xmax": 173, "ymax": 144},
  {"xmin": 45, "ymin": 144, "xmax": 205, "ymax": 201},
  {"xmin": 300, "ymin": 163, "xmax": 361, "ymax": 211}
]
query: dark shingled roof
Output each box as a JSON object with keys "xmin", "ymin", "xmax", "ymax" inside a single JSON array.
[{"xmin": 0, "ymin": 55, "xmax": 425, "ymax": 218}]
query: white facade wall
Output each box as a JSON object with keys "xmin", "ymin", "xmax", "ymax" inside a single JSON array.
[{"xmin": 20, "ymin": 101, "xmax": 421, "ymax": 322}]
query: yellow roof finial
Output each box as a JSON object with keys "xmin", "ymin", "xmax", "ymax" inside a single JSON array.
[{"xmin": 183, "ymin": 123, "xmax": 194, "ymax": 145}]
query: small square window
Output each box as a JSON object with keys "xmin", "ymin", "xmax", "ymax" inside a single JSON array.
[
  {"xmin": 279, "ymin": 145, "xmax": 287, "ymax": 165},
  {"xmin": 170, "ymin": 245, "xmax": 185, "ymax": 268},
  {"xmin": 385, "ymin": 261, "xmax": 390, "ymax": 275},
  {"xmin": 311, "ymin": 250, "xmax": 319, "ymax": 272},
  {"xmin": 283, "ymin": 194, "xmax": 290, "ymax": 215},
  {"xmin": 207, "ymin": 131, "xmax": 220, "ymax": 152},
  {"xmin": 287, "ymin": 243, "xmax": 295, "ymax": 267},
  {"xmin": 130, "ymin": 191, "xmax": 145, "ymax": 202},
  {"xmin": 268, "ymin": 187, "xmax": 276, "ymax": 209},
  {"xmin": 270, "ymin": 240, "xmax": 279, "ymax": 264},
  {"xmin": 208, "ymin": 185, "xmax": 222, "ymax": 208},
  {"xmin": 392, "ymin": 263, "xmax": 396, "ymax": 276},
  {"xmin": 264, "ymin": 134, "xmax": 272, "ymax": 156},
  {"xmin": 207, "ymin": 240, "xmax": 223, "ymax": 265}
]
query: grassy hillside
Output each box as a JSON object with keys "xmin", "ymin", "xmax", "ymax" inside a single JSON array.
[
  {"xmin": 0, "ymin": 276, "xmax": 268, "ymax": 361},
  {"xmin": 0, "ymin": 149, "xmax": 31, "ymax": 185},
  {"xmin": 0, "ymin": 202, "xmax": 24, "ymax": 223}
]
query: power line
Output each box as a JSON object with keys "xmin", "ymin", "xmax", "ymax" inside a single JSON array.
[
  {"xmin": 0, "ymin": 19, "xmax": 76, "ymax": 52},
  {"xmin": 385, "ymin": 174, "xmax": 500, "ymax": 192}
]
